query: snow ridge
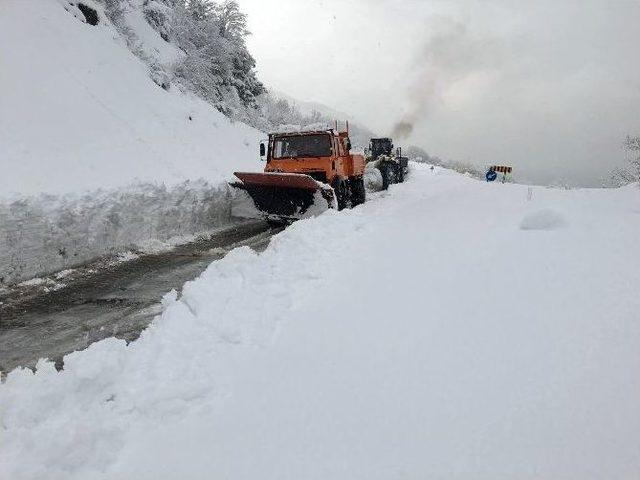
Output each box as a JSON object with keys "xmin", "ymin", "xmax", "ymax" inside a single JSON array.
[{"xmin": 0, "ymin": 181, "xmax": 243, "ymax": 284}]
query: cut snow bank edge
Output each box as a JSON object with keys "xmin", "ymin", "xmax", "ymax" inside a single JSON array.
[{"xmin": 0, "ymin": 181, "xmax": 255, "ymax": 284}]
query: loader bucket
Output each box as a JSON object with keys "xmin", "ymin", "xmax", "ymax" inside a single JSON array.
[{"xmin": 231, "ymin": 172, "xmax": 335, "ymax": 221}]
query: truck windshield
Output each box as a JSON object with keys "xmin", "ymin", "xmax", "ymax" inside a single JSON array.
[
  {"xmin": 273, "ymin": 134, "xmax": 332, "ymax": 159},
  {"xmin": 370, "ymin": 139, "xmax": 393, "ymax": 158}
]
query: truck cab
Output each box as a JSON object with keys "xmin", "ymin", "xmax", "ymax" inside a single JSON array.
[
  {"xmin": 368, "ymin": 137, "xmax": 394, "ymax": 161},
  {"xmin": 263, "ymin": 129, "xmax": 364, "ymax": 187},
  {"xmin": 233, "ymin": 126, "xmax": 366, "ymax": 221}
]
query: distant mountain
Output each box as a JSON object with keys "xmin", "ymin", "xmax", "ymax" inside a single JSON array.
[
  {"xmin": 269, "ymin": 90, "xmax": 356, "ymax": 123},
  {"xmin": 266, "ymin": 90, "xmax": 378, "ymax": 150}
]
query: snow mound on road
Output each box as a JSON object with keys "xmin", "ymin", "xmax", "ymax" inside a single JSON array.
[
  {"xmin": 364, "ymin": 162, "xmax": 383, "ymax": 191},
  {"xmin": 520, "ymin": 208, "xmax": 568, "ymax": 230}
]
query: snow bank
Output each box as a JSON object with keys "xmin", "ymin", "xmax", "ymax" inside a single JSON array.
[
  {"xmin": 520, "ymin": 208, "xmax": 568, "ymax": 230},
  {"xmin": 364, "ymin": 162, "xmax": 384, "ymax": 191},
  {"xmin": 2, "ymin": 165, "xmax": 639, "ymax": 479},
  {"xmin": 0, "ymin": 0, "xmax": 267, "ymax": 281},
  {"xmin": 0, "ymin": 181, "xmax": 253, "ymax": 284}
]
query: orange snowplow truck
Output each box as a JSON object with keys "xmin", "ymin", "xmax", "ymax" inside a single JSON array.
[{"xmin": 232, "ymin": 124, "xmax": 366, "ymax": 223}]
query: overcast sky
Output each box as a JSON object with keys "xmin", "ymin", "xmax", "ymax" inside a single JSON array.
[{"xmin": 238, "ymin": 0, "xmax": 640, "ymax": 186}]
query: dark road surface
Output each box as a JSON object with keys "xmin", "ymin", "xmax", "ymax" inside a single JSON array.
[{"xmin": 0, "ymin": 220, "xmax": 282, "ymax": 374}]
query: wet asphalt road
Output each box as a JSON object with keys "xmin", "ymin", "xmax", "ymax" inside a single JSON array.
[{"xmin": 0, "ymin": 220, "xmax": 282, "ymax": 374}]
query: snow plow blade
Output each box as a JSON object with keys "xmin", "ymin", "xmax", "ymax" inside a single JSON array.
[{"xmin": 231, "ymin": 172, "xmax": 335, "ymax": 221}]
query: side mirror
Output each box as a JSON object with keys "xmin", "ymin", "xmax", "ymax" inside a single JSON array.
[
  {"xmin": 259, "ymin": 142, "xmax": 266, "ymax": 159},
  {"xmin": 346, "ymin": 139, "xmax": 352, "ymax": 151}
]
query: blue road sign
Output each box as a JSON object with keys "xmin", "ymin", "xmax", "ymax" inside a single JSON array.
[{"xmin": 486, "ymin": 170, "xmax": 497, "ymax": 182}]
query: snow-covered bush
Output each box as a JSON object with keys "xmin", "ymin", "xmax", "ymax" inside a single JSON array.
[
  {"xmin": 142, "ymin": 0, "xmax": 172, "ymax": 41},
  {"xmin": 100, "ymin": 0, "xmax": 126, "ymax": 27},
  {"xmin": 605, "ymin": 135, "xmax": 640, "ymax": 187},
  {"xmin": 607, "ymin": 166, "xmax": 637, "ymax": 187},
  {"xmin": 624, "ymin": 135, "xmax": 640, "ymax": 182},
  {"xmin": 150, "ymin": 63, "xmax": 171, "ymax": 90}
]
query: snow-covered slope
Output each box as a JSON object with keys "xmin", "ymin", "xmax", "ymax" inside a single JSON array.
[
  {"xmin": 0, "ymin": 0, "xmax": 265, "ymax": 283},
  {"xmin": 2, "ymin": 166, "xmax": 639, "ymax": 479},
  {"xmin": 0, "ymin": 0, "xmax": 261, "ymax": 197}
]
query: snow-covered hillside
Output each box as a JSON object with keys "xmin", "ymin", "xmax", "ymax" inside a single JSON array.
[
  {"xmin": 0, "ymin": 0, "xmax": 261, "ymax": 196},
  {"xmin": 0, "ymin": 0, "xmax": 265, "ymax": 283},
  {"xmin": 2, "ymin": 165, "xmax": 639, "ymax": 479}
]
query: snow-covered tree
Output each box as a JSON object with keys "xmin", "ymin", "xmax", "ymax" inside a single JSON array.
[
  {"xmin": 213, "ymin": 0, "xmax": 249, "ymax": 39},
  {"xmin": 624, "ymin": 135, "xmax": 640, "ymax": 181},
  {"xmin": 607, "ymin": 166, "xmax": 637, "ymax": 187},
  {"xmin": 167, "ymin": 0, "xmax": 264, "ymax": 115},
  {"xmin": 105, "ymin": 0, "xmax": 373, "ymax": 139},
  {"xmin": 186, "ymin": 0, "xmax": 214, "ymax": 21},
  {"xmin": 605, "ymin": 135, "xmax": 640, "ymax": 187}
]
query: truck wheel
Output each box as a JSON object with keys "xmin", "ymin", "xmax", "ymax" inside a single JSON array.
[
  {"xmin": 266, "ymin": 218, "xmax": 288, "ymax": 228},
  {"xmin": 396, "ymin": 163, "xmax": 405, "ymax": 183},
  {"xmin": 379, "ymin": 164, "xmax": 394, "ymax": 190},
  {"xmin": 350, "ymin": 177, "xmax": 366, "ymax": 206},
  {"xmin": 332, "ymin": 178, "xmax": 348, "ymax": 210}
]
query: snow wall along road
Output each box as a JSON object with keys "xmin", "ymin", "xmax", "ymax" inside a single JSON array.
[{"xmin": 0, "ymin": 182, "xmax": 254, "ymax": 284}]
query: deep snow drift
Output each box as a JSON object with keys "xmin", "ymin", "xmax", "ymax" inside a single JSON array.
[
  {"xmin": 0, "ymin": 0, "xmax": 263, "ymax": 283},
  {"xmin": 2, "ymin": 165, "xmax": 639, "ymax": 479}
]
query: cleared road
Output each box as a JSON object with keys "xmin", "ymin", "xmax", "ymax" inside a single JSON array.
[{"xmin": 0, "ymin": 220, "xmax": 282, "ymax": 374}]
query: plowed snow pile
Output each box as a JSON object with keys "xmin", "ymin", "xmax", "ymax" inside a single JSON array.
[{"xmin": 2, "ymin": 165, "xmax": 639, "ymax": 479}]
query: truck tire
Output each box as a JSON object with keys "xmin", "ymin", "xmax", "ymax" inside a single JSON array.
[
  {"xmin": 396, "ymin": 163, "xmax": 405, "ymax": 183},
  {"xmin": 266, "ymin": 218, "xmax": 288, "ymax": 228},
  {"xmin": 379, "ymin": 163, "xmax": 395, "ymax": 190},
  {"xmin": 332, "ymin": 178, "xmax": 348, "ymax": 210},
  {"xmin": 350, "ymin": 177, "xmax": 366, "ymax": 206}
]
